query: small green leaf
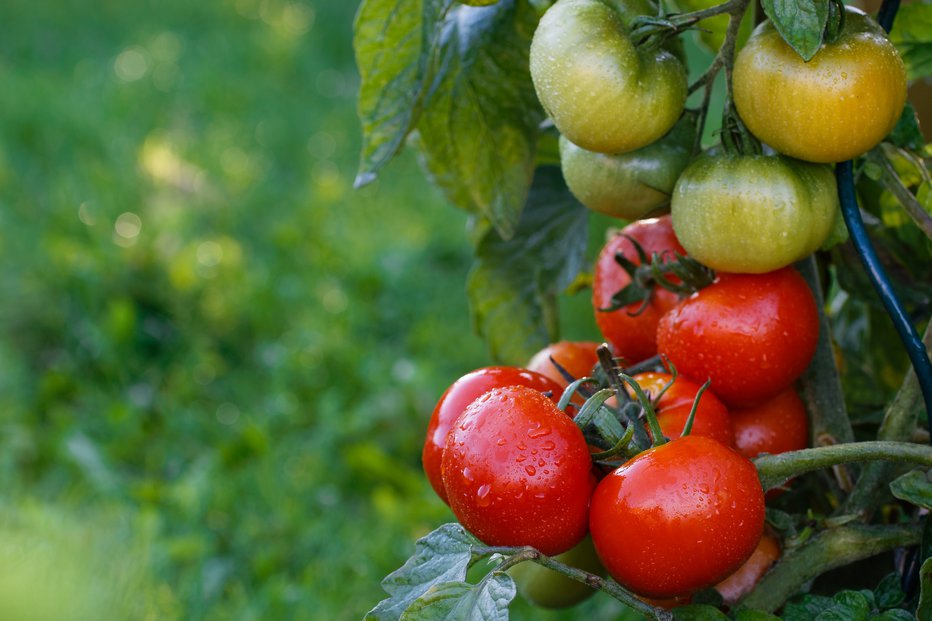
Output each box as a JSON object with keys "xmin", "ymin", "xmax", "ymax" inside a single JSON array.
[
  {"xmin": 783, "ymin": 594, "xmax": 835, "ymax": 621},
  {"xmin": 918, "ymin": 558, "xmax": 932, "ymax": 621},
  {"xmin": 814, "ymin": 590, "xmax": 871, "ymax": 621},
  {"xmin": 873, "ymin": 573, "xmax": 906, "ymax": 610},
  {"xmin": 874, "ymin": 610, "xmax": 917, "ymax": 621},
  {"xmin": 760, "ymin": 0, "xmax": 829, "ymax": 61},
  {"xmin": 400, "ymin": 572, "xmax": 516, "ymax": 621},
  {"xmin": 671, "ymin": 604, "xmax": 730, "ymax": 620},
  {"xmin": 887, "ymin": 102, "xmax": 925, "ymax": 151},
  {"xmin": 890, "ymin": 469, "xmax": 932, "ymax": 510},
  {"xmin": 354, "ymin": 0, "xmax": 454, "ymax": 186},
  {"xmin": 415, "ymin": 0, "xmax": 545, "ymax": 238},
  {"xmin": 366, "ymin": 524, "xmax": 477, "ymax": 621},
  {"xmin": 734, "ymin": 611, "xmax": 782, "ymax": 621},
  {"xmin": 467, "ymin": 167, "xmax": 588, "ymax": 364},
  {"xmin": 891, "ymin": 2, "xmax": 932, "ymax": 81}
]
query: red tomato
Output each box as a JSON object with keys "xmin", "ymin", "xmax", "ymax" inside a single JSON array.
[
  {"xmin": 589, "ymin": 435, "xmax": 765, "ymax": 598},
  {"xmin": 593, "ymin": 216, "xmax": 685, "ymax": 364},
  {"xmin": 731, "ymin": 387, "xmax": 809, "ymax": 458},
  {"xmin": 527, "ymin": 341, "xmax": 601, "ymax": 388},
  {"xmin": 714, "ymin": 532, "xmax": 781, "ymax": 605},
  {"xmin": 656, "ymin": 268, "xmax": 819, "ymax": 407},
  {"xmin": 442, "ymin": 386, "xmax": 596, "ymax": 556},
  {"xmin": 422, "ymin": 367, "xmax": 564, "ymax": 504},
  {"xmin": 631, "ymin": 372, "xmax": 733, "ymax": 447}
]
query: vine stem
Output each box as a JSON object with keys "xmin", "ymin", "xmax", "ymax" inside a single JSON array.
[
  {"xmin": 755, "ymin": 441, "xmax": 932, "ymax": 491},
  {"xmin": 475, "ymin": 545, "xmax": 672, "ymax": 621},
  {"xmin": 869, "ymin": 147, "xmax": 932, "ymax": 240}
]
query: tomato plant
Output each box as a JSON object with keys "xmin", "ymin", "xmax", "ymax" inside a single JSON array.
[
  {"xmin": 589, "ymin": 435, "xmax": 765, "ymax": 598},
  {"xmin": 441, "ymin": 385, "xmax": 595, "ymax": 556},
  {"xmin": 631, "ymin": 371, "xmax": 733, "ymax": 446},
  {"xmin": 529, "ymin": 0, "xmax": 687, "ymax": 154},
  {"xmin": 593, "ymin": 216, "xmax": 685, "ymax": 364},
  {"xmin": 733, "ymin": 6, "xmax": 908, "ymax": 164},
  {"xmin": 657, "ymin": 268, "xmax": 819, "ymax": 407},
  {"xmin": 422, "ymin": 367, "xmax": 564, "ymax": 504},
  {"xmin": 671, "ymin": 153, "xmax": 840, "ymax": 274},
  {"xmin": 508, "ymin": 535, "xmax": 604, "ymax": 609}
]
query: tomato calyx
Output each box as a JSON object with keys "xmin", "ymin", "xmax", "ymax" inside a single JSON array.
[
  {"xmin": 600, "ymin": 236, "xmax": 714, "ymax": 316},
  {"xmin": 823, "ymin": 0, "xmax": 847, "ymax": 45}
]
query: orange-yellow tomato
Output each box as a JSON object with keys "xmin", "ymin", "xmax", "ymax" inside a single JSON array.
[{"xmin": 715, "ymin": 532, "xmax": 782, "ymax": 605}]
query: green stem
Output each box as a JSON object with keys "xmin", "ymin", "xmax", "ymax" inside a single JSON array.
[
  {"xmin": 755, "ymin": 441, "xmax": 932, "ymax": 491},
  {"xmin": 871, "ymin": 147, "xmax": 932, "ymax": 241},
  {"xmin": 738, "ymin": 524, "xmax": 921, "ymax": 612},
  {"xmin": 840, "ymin": 323, "xmax": 932, "ymax": 517},
  {"xmin": 477, "ymin": 546, "xmax": 672, "ymax": 621}
]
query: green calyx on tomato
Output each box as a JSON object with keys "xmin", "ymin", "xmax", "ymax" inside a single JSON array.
[
  {"xmin": 508, "ymin": 535, "xmax": 605, "ymax": 609},
  {"xmin": 733, "ymin": 6, "xmax": 907, "ymax": 164},
  {"xmin": 530, "ymin": 0, "xmax": 687, "ymax": 155},
  {"xmin": 671, "ymin": 153, "xmax": 839, "ymax": 274},
  {"xmin": 560, "ymin": 112, "xmax": 696, "ymax": 220}
]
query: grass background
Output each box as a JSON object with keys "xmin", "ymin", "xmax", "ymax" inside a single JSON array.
[{"xmin": 0, "ymin": 1, "xmax": 634, "ymax": 619}]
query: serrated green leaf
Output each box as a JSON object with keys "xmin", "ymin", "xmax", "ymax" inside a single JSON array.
[
  {"xmin": 400, "ymin": 572, "xmax": 516, "ymax": 621},
  {"xmin": 891, "ymin": 469, "xmax": 932, "ymax": 510},
  {"xmin": 814, "ymin": 590, "xmax": 871, "ymax": 621},
  {"xmin": 891, "ymin": 2, "xmax": 932, "ymax": 80},
  {"xmin": 354, "ymin": 0, "xmax": 454, "ymax": 186},
  {"xmin": 918, "ymin": 558, "xmax": 932, "ymax": 621},
  {"xmin": 671, "ymin": 604, "xmax": 730, "ymax": 620},
  {"xmin": 760, "ymin": 0, "xmax": 829, "ymax": 61},
  {"xmin": 874, "ymin": 610, "xmax": 917, "ymax": 621},
  {"xmin": 467, "ymin": 166, "xmax": 588, "ymax": 364},
  {"xmin": 366, "ymin": 524, "xmax": 477, "ymax": 621},
  {"xmin": 734, "ymin": 611, "xmax": 782, "ymax": 621},
  {"xmin": 415, "ymin": 0, "xmax": 544, "ymax": 238},
  {"xmin": 784, "ymin": 594, "xmax": 835, "ymax": 621},
  {"xmin": 874, "ymin": 573, "xmax": 906, "ymax": 610},
  {"xmin": 887, "ymin": 102, "xmax": 925, "ymax": 151}
]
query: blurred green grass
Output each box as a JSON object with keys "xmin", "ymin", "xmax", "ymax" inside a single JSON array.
[{"xmin": 0, "ymin": 1, "xmax": 625, "ymax": 619}]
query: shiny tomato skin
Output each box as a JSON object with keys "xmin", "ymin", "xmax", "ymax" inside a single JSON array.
[
  {"xmin": 632, "ymin": 372, "xmax": 733, "ymax": 447},
  {"xmin": 593, "ymin": 216, "xmax": 685, "ymax": 364},
  {"xmin": 527, "ymin": 341, "xmax": 601, "ymax": 388},
  {"xmin": 733, "ymin": 7, "xmax": 907, "ymax": 164},
  {"xmin": 714, "ymin": 532, "xmax": 781, "ymax": 605},
  {"xmin": 732, "ymin": 387, "xmax": 809, "ymax": 458},
  {"xmin": 423, "ymin": 367, "xmax": 564, "ymax": 504},
  {"xmin": 656, "ymin": 268, "xmax": 819, "ymax": 408},
  {"xmin": 589, "ymin": 435, "xmax": 765, "ymax": 598},
  {"xmin": 442, "ymin": 386, "xmax": 596, "ymax": 556}
]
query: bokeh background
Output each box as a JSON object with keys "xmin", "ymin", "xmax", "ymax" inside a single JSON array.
[{"xmin": 0, "ymin": 1, "xmax": 615, "ymax": 619}]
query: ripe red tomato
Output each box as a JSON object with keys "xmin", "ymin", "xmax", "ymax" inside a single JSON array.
[
  {"xmin": 442, "ymin": 386, "xmax": 596, "ymax": 556},
  {"xmin": 714, "ymin": 532, "xmax": 781, "ymax": 605},
  {"xmin": 593, "ymin": 216, "xmax": 685, "ymax": 364},
  {"xmin": 656, "ymin": 268, "xmax": 819, "ymax": 407},
  {"xmin": 631, "ymin": 372, "xmax": 733, "ymax": 447},
  {"xmin": 589, "ymin": 435, "xmax": 765, "ymax": 598},
  {"xmin": 422, "ymin": 367, "xmax": 564, "ymax": 504},
  {"xmin": 731, "ymin": 387, "xmax": 809, "ymax": 459},
  {"xmin": 527, "ymin": 341, "xmax": 601, "ymax": 388}
]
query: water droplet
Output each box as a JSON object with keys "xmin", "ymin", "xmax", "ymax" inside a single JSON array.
[
  {"xmin": 538, "ymin": 459, "xmax": 546, "ymax": 467},
  {"xmin": 516, "ymin": 454, "xmax": 527, "ymax": 463},
  {"xmin": 525, "ymin": 465, "xmax": 537, "ymax": 476},
  {"xmin": 517, "ymin": 442, "xmax": 527, "ymax": 451},
  {"xmin": 528, "ymin": 425, "xmax": 552, "ymax": 439},
  {"xmin": 699, "ymin": 483, "xmax": 710, "ymax": 493},
  {"xmin": 476, "ymin": 483, "xmax": 492, "ymax": 507},
  {"xmin": 541, "ymin": 441, "xmax": 556, "ymax": 451},
  {"xmin": 462, "ymin": 467, "xmax": 474, "ymax": 482},
  {"xmin": 496, "ymin": 437, "xmax": 506, "ymax": 446}
]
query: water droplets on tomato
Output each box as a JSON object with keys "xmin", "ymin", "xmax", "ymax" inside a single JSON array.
[
  {"xmin": 525, "ymin": 465, "xmax": 537, "ymax": 476},
  {"xmin": 528, "ymin": 424, "xmax": 552, "ymax": 439},
  {"xmin": 476, "ymin": 483, "xmax": 492, "ymax": 507},
  {"xmin": 462, "ymin": 467, "xmax": 474, "ymax": 482},
  {"xmin": 541, "ymin": 440, "xmax": 556, "ymax": 451}
]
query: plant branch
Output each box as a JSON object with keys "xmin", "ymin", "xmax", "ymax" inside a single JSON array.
[
  {"xmin": 738, "ymin": 524, "xmax": 921, "ymax": 612},
  {"xmin": 870, "ymin": 147, "xmax": 932, "ymax": 241},
  {"xmin": 755, "ymin": 441, "xmax": 932, "ymax": 491}
]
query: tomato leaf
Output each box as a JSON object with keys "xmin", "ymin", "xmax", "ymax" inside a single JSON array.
[
  {"xmin": 782, "ymin": 594, "xmax": 835, "ymax": 621},
  {"xmin": 467, "ymin": 166, "xmax": 588, "ymax": 364},
  {"xmin": 760, "ymin": 0, "xmax": 828, "ymax": 61},
  {"xmin": 733, "ymin": 611, "xmax": 782, "ymax": 621},
  {"xmin": 413, "ymin": 0, "xmax": 544, "ymax": 239},
  {"xmin": 399, "ymin": 573, "xmax": 515, "ymax": 621},
  {"xmin": 891, "ymin": 2, "xmax": 932, "ymax": 81},
  {"xmin": 875, "ymin": 610, "xmax": 919, "ymax": 621},
  {"xmin": 887, "ymin": 102, "xmax": 925, "ymax": 151},
  {"xmin": 918, "ymin": 558, "xmax": 932, "ymax": 621},
  {"xmin": 670, "ymin": 604, "xmax": 729, "ymax": 620},
  {"xmin": 366, "ymin": 524, "xmax": 478, "ymax": 621},
  {"xmin": 354, "ymin": 0, "xmax": 454, "ymax": 187},
  {"xmin": 873, "ymin": 572, "xmax": 906, "ymax": 610},
  {"xmin": 890, "ymin": 469, "xmax": 932, "ymax": 510}
]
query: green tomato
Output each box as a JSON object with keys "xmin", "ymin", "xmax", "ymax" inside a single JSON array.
[
  {"xmin": 560, "ymin": 112, "xmax": 696, "ymax": 220},
  {"xmin": 508, "ymin": 535, "xmax": 605, "ymax": 609},
  {"xmin": 530, "ymin": 0, "xmax": 687, "ymax": 155},
  {"xmin": 671, "ymin": 154, "xmax": 839, "ymax": 274}
]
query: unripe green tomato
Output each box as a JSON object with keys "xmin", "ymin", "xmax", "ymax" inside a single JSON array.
[
  {"xmin": 508, "ymin": 535, "xmax": 605, "ymax": 609},
  {"xmin": 671, "ymin": 154, "xmax": 839, "ymax": 273},
  {"xmin": 733, "ymin": 6, "xmax": 907, "ymax": 164},
  {"xmin": 530, "ymin": 0, "xmax": 688, "ymax": 154},
  {"xmin": 560, "ymin": 112, "xmax": 695, "ymax": 220}
]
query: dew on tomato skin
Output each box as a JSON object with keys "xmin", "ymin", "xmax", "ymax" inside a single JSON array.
[
  {"xmin": 541, "ymin": 440, "xmax": 556, "ymax": 451},
  {"xmin": 516, "ymin": 454, "xmax": 527, "ymax": 463},
  {"xmin": 531, "ymin": 449, "xmax": 538, "ymax": 456},
  {"xmin": 517, "ymin": 441, "xmax": 527, "ymax": 451},
  {"xmin": 462, "ymin": 467, "xmax": 474, "ymax": 482},
  {"xmin": 525, "ymin": 465, "xmax": 537, "ymax": 476},
  {"xmin": 496, "ymin": 437, "xmax": 506, "ymax": 446},
  {"xmin": 476, "ymin": 484, "xmax": 492, "ymax": 507},
  {"xmin": 538, "ymin": 459, "xmax": 546, "ymax": 467},
  {"xmin": 528, "ymin": 425, "xmax": 552, "ymax": 439}
]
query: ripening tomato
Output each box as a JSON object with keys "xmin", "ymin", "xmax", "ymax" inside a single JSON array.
[
  {"xmin": 671, "ymin": 153, "xmax": 839, "ymax": 274},
  {"xmin": 656, "ymin": 268, "xmax": 819, "ymax": 407},
  {"xmin": 731, "ymin": 387, "xmax": 809, "ymax": 459},
  {"xmin": 530, "ymin": 0, "xmax": 687, "ymax": 154},
  {"xmin": 733, "ymin": 6, "xmax": 907, "ymax": 163},
  {"xmin": 423, "ymin": 367, "xmax": 564, "ymax": 504},
  {"xmin": 442, "ymin": 386, "xmax": 596, "ymax": 555},
  {"xmin": 509, "ymin": 535, "xmax": 605, "ymax": 609},
  {"xmin": 593, "ymin": 216, "xmax": 685, "ymax": 364},
  {"xmin": 590, "ymin": 435, "xmax": 765, "ymax": 598},
  {"xmin": 527, "ymin": 341, "xmax": 601, "ymax": 388},
  {"xmin": 631, "ymin": 372, "xmax": 733, "ymax": 447},
  {"xmin": 714, "ymin": 532, "xmax": 781, "ymax": 605}
]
